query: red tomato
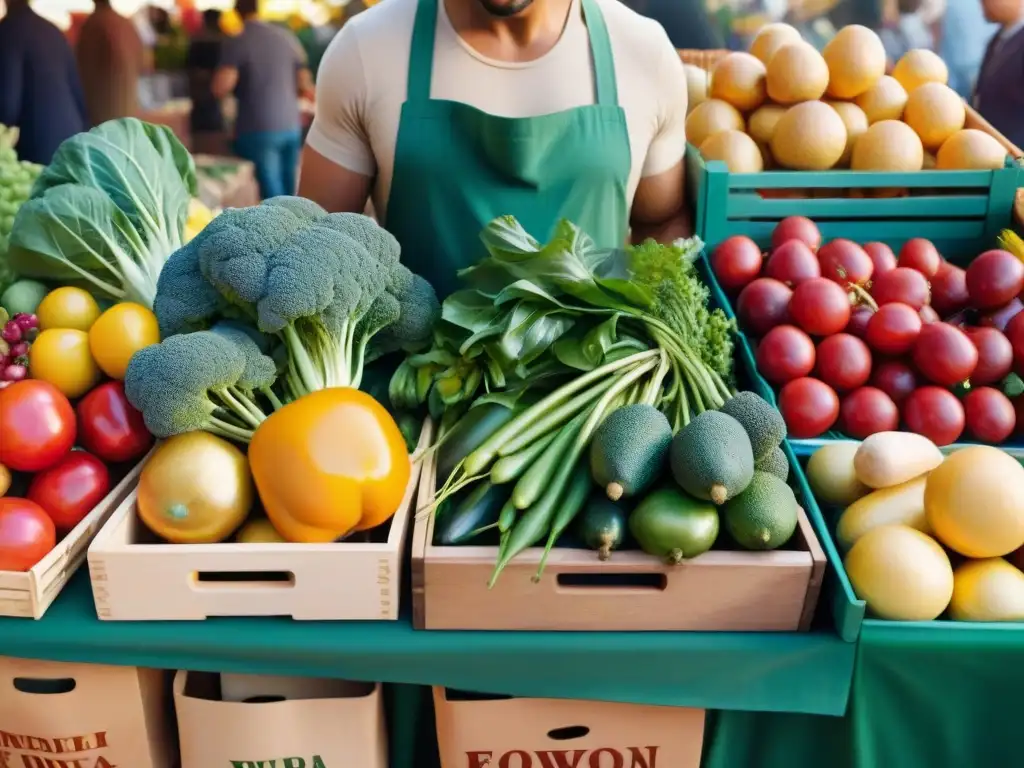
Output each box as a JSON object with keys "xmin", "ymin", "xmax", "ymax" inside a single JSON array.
[
  {"xmin": 0, "ymin": 381, "xmax": 76, "ymax": 472},
  {"xmin": 27, "ymin": 451, "xmax": 111, "ymax": 534},
  {"xmin": 902, "ymin": 386, "xmax": 965, "ymax": 445},
  {"xmin": 756, "ymin": 325, "xmax": 816, "ymax": 384},
  {"xmin": 789, "ymin": 278, "xmax": 852, "ymax": 336},
  {"xmin": 870, "ymin": 267, "xmax": 930, "ymax": 309},
  {"xmin": 966, "ymin": 327, "xmax": 1013, "ymax": 386},
  {"xmin": 764, "ymin": 240, "xmax": 821, "ymax": 286},
  {"xmin": 736, "ymin": 278, "xmax": 793, "ymax": 337},
  {"xmin": 980, "ymin": 298, "xmax": 1024, "ymax": 332},
  {"xmin": 0, "ymin": 498, "xmax": 56, "ymax": 572},
  {"xmin": 778, "ymin": 377, "xmax": 840, "ymax": 438},
  {"xmin": 930, "ymin": 264, "xmax": 970, "ymax": 318},
  {"xmin": 711, "ymin": 236, "xmax": 763, "ymax": 294},
  {"xmin": 866, "ymin": 303, "xmax": 922, "ymax": 355},
  {"xmin": 818, "ymin": 239, "xmax": 874, "ymax": 287},
  {"xmin": 870, "ymin": 360, "xmax": 919, "ymax": 404},
  {"xmin": 963, "ymin": 387, "xmax": 1016, "ymax": 443},
  {"xmin": 898, "ymin": 239, "xmax": 943, "ymax": 278},
  {"xmin": 966, "ymin": 249, "xmax": 1024, "ymax": 310},
  {"xmin": 76, "ymin": 381, "xmax": 153, "ymax": 464},
  {"xmin": 918, "ymin": 305, "xmax": 940, "ymax": 324},
  {"xmin": 863, "ymin": 242, "xmax": 898, "ymax": 276},
  {"xmin": 1005, "ymin": 312, "xmax": 1024, "ymax": 370},
  {"xmin": 771, "ymin": 216, "xmax": 821, "ymax": 252},
  {"xmin": 815, "ymin": 333, "xmax": 872, "ymax": 392},
  {"xmin": 839, "ymin": 387, "xmax": 899, "ymax": 439},
  {"xmin": 845, "ymin": 306, "xmax": 874, "ymax": 339},
  {"xmin": 913, "ymin": 322, "xmax": 979, "ymax": 386}
]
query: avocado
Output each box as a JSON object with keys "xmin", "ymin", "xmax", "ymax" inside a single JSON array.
[
  {"xmin": 720, "ymin": 391, "xmax": 787, "ymax": 461},
  {"xmin": 629, "ymin": 487, "xmax": 719, "ymax": 564},
  {"xmin": 723, "ymin": 471, "xmax": 799, "ymax": 551},
  {"xmin": 755, "ymin": 445, "xmax": 790, "ymax": 482},
  {"xmin": 670, "ymin": 410, "xmax": 754, "ymax": 505},
  {"xmin": 576, "ymin": 494, "xmax": 630, "ymax": 560},
  {"xmin": 589, "ymin": 404, "xmax": 672, "ymax": 501}
]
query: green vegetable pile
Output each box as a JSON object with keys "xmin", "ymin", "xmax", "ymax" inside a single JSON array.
[
  {"xmin": 6, "ymin": 118, "xmax": 196, "ymax": 309},
  {"xmin": 396, "ymin": 216, "xmax": 794, "ymax": 583},
  {"xmin": 124, "ymin": 196, "xmax": 440, "ymax": 443},
  {"xmin": 0, "ymin": 125, "xmax": 43, "ymax": 295}
]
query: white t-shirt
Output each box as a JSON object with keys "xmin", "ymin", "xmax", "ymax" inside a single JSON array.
[{"xmin": 306, "ymin": 0, "xmax": 688, "ymax": 222}]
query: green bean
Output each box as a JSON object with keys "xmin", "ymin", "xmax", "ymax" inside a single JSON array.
[
  {"xmin": 534, "ymin": 459, "xmax": 593, "ymax": 581},
  {"xmin": 497, "ymin": 498, "xmax": 518, "ymax": 534},
  {"xmin": 511, "ymin": 411, "xmax": 588, "ymax": 510},
  {"xmin": 490, "ymin": 430, "xmax": 559, "ymax": 485}
]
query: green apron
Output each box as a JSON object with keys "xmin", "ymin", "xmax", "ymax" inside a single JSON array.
[{"xmin": 384, "ymin": 0, "xmax": 632, "ymax": 298}]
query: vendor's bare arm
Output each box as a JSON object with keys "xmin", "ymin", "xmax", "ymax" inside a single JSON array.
[
  {"xmin": 630, "ymin": 160, "xmax": 692, "ymax": 244},
  {"xmin": 298, "ymin": 146, "xmax": 373, "ymax": 213}
]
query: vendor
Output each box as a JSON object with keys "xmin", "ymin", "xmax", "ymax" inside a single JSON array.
[
  {"xmin": 298, "ymin": 0, "xmax": 689, "ymax": 297},
  {"xmin": 974, "ymin": 0, "xmax": 1024, "ymax": 149}
]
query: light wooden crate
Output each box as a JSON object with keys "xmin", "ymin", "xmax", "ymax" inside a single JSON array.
[
  {"xmin": 87, "ymin": 422, "xmax": 431, "ymax": 621},
  {"xmin": 412, "ymin": 432, "xmax": 826, "ymax": 632},
  {"xmin": 0, "ymin": 457, "xmax": 149, "ymax": 619}
]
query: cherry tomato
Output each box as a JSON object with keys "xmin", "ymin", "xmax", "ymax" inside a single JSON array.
[
  {"xmin": 756, "ymin": 325, "xmax": 816, "ymax": 384},
  {"xmin": 870, "ymin": 360, "xmax": 919, "ymax": 404},
  {"xmin": 737, "ymin": 278, "xmax": 792, "ymax": 337},
  {"xmin": 778, "ymin": 377, "xmax": 840, "ymax": 438},
  {"xmin": 771, "ymin": 216, "xmax": 821, "ymax": 252},
  {"xmin": 36, "ymin": 287, "xmax": 101, "ymax": 332},
  {"xmin": 818, "ymin": 239, "xmax": 874, "ymax": 287},
  {"xmin": 815, "ymin": 333, "xmax": 872, "ymax": 392},
  {"xmin": 963, "ymin": 387, "xmax": 1016, "ymax": 443},
  {"xmin": 0, "ymin": 498, "xmax": 56, "ymax": 572},
  {"xmin": 1004, "ymin": 311, "xmax": 1024, "ymax": 370},
  {"xmin": 764, "ymin": 240, "xmax": 821, "ymax": 286},
  {"xmin": 902, "ymin": 386, "xmax": 965, "ymax": 445},
  {"xmin": 27, "ymin": 451, "xmax": 111, "ymax": 534},
  {"xmin": 913, "ymin": 322, "xmax": 979, "ymax": 386},
  {"xmin": 840, "ymin": 387, "xmax": 899, "ymax": 439},
  {"xmin": 0, "ymin": 380, "xmax": 76, "ymax": 472},
  {"xmin": 845, "ymin": 306, "xmax": 874, "ymax": 339},
  {"xmin": 711, "ymin": 236, "xmax": 763, "ymax": 294},
  {"xmin": 88, "ymin": 302, "xmax": 161, "ymax": 380},
  {"xmin": 929, "ymin": 264, "xmax": 970, "ymax": 318},
  {"xmin": 789, "ymin": 278, "xmax": 851, "ymax": 336},
  {"xmin": 865, "ymin": 303, "xmax": 922, "ymax": 355},
  {"xmin": 28, "ymin": 328, "xmax": 101, "ymax": 400},
  {"xmin": 966, "ymin": 249, "xmax": 1024, "ymax": 310},
  {"xmin": 898, "ymin": 238, "xmax": 943, "ymax": 278},
  {"xmin": 870, "ymin": 267, "xmax": 930, "ymax": 309},
  {"xmin": 76, "ymin": 381, "xmax": 154, "ymax": 464},
  {"xmin": 965, "ymin": 327, "xmax": 1013, "ymax": 386},
  {"xmin": 863, "ymin": 242, "xmax": 898, "ymax": 276},
  {"xmin": 980, "ymin": 298, "xmax": 1024, "ymax": 332}
]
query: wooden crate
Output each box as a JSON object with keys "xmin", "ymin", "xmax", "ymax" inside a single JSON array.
[
  {"xmin": 87, "ymin": 422, "xmax": 431, "ymax": 621},
  {"xmin": 411, "ymin": 436, "xmax": 826, "ymax": 632},
  {"xmin": 0, "ymin": 457, "xmax": 149, "ymax": 619}
]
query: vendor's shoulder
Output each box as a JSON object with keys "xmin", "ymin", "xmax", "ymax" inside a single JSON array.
[
  {"xmin": 342, "ymin": 0, "xmax": 419, "ymax": 44},
  {"xmin": 594, "ymin": 0, "xmax": 676, "ymax": 62}
]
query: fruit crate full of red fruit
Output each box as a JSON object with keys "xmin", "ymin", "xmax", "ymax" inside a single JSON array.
[{"xmin": 706, "ymin": 216, "xmax": 1024, "ymax": 457}]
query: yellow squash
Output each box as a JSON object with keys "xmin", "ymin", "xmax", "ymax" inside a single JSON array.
[
  {"xmin": 248, "ymin": 388, "xmax": 411, "ymax": 543},
  {"xmin": 137, "ymin": 432, "xmax": 254, "ymax": 544},
  {"xmin": 836, "ymin": 475, "xmax": 929, "ymax": 550}
]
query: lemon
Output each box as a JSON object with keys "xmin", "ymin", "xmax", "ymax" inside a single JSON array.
[
  {"xmin": 822, "ymin": 24, "xmax": 887, "ymax": 99},
  {"xmin": 749, "ymin": 22, "xmax": 802, "ymax": 65},
  {"xmin": 709, "ymin": 52, "xmax": 767, "ymax": 112},
  {"xmin": 854, "ymin": 76, "xmax": 909, "ymax": 123},
  {"xmin": 949, "ymin": 558, "xmax": 1024, "ymax": 621},
  {"xmin": 747, "ymin": 104, "xmax": 788, "ymax": 146},
  {"xmin": 936, "ymin": 129, "xmax": 1007, "ymax": 170},
  {"xmin": 700, "ymin": 130, "xmax": 765, "ymax": 173},
  {"xmin": 892, "ymin": 49, "xmax": 949, "ymax": 92},
  {"xmin": 36, "ymin": 287, "xmax": 101, "ymax": 332},
  {"xmin": 685, "ymin": 99, "xmax": 745, "ymax": 149},
  {"xmin": 825, "ymin": 101, "xmax": 869, "ymax": 166},
  {"xmin": 903, "ymin": 82, "xmax": 966, "ymax": 151},
  {"xmin": 770, "ymin": 101, "xmax": 847, "ymax": 170},
  {"xmin": 236, "ymin": 518, "xmax": 288, "ymax": 544},
  {"xmin": 766, "ymin": 42, "xmax": 830, "ymax": 104}
]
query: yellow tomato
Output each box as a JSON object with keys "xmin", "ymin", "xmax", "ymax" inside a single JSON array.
[
  {"xmin": 88, "ymin": 302, "xmax": 160, "ymax": 380},
  {"xmin": 28, "ymin": 329, "xmax": 101, "ymax": 399},
  {"xmin": 36, "ymin": 287, "xmax": 102, "ymax": 332},
  {"xmin": 248, "ymin": 388, "xmax": 411, "ymax": 543},
  {"xmin": 138, "ymin": 432, "xmax": 254, "ymax": 544},
  {"xmin": 235, "ymin": 518, "xmax": 287, "ymax": 543}
]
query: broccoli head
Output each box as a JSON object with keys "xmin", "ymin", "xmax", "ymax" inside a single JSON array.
[
  {"xmin": 152, "ymin": 227, "xmax": 230, "ymax": 337},
  {"xmin": 365, "ymin": 271, "xmax": 441, "ymax": 363},
  {"xmin": 124, "ymin": 328, "xmax": 280, "ymax": 443}
]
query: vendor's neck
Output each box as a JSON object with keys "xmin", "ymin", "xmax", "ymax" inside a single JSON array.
[{"xmin": 445, "ymin": 0, "xmax": 575, "ymax": 61}]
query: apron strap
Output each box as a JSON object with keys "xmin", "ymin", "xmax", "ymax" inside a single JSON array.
[
  {"xmin": 407, "ymin": 0, "xmax": 439, "ymax": 104},
  {"xmin": 580, "ymin": 0, "xmax": 618, "ymax": 107},
  {"xmin": 406, "ymin": 0, "xmax": 619, "ymax": 107}
]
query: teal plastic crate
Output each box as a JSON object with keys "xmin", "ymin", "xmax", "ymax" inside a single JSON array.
[{"xmin": 687, "ymin": 145, "xmax": 1022, "ymax": 259}]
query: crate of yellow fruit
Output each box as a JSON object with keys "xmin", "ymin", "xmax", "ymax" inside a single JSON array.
[{"xmin": 682, "ymin": 25, "xmax": 1022, "ymax": 253}]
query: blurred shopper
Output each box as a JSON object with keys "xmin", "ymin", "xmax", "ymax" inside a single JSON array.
[
  {"xmin": 187, "ymin": 9, "xmax": 227, "ymax": 155},
  {"xmin": 0, "ymin": 0, "xmax": 87, "ymax": 163},
  {"xmin": 626, "ymin": 0, "xmax": 725, "ymax": 49},
  {"xmin": 212, "ymin": 0, "xmax": 315, "ymax": 198},
  {"xmin": 880, "ymin": 0, "xmax": 935, "ymax": 63},
  {"xmin": 939, "ymin": 0, "xmax": 998, "ymax": 96},
  {"xmin": 975, "ymin": 0, "xmax": 1024, "ymax": 148},
  {"xmin": 77, "ymin": 0, "xmax": 146, "ymax": 126}
]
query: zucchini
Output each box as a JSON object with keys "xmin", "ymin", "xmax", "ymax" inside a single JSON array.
[
  {"xmin": 434, "ymin": 481, "xmax": 509, "ymax": 545},
  {"xmin": 576, "ymin": 495, "xmax": 629, "ymax": 560},
  {"xmin": 436, "ymin": 403, "xmax": 516, "ymax": 483}
]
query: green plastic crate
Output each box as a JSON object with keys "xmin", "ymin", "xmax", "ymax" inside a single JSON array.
[{"xmin": 687, "ymin": 145, "xmax": 1022, "ymax": 259}]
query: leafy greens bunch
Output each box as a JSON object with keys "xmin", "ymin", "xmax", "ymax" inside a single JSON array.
[
  {"xmin": 6, "ymin": 119, "xmax": 197, "ymax": 308},
  {"xmin": 391, "ymin": 216, "xmax": 735, "ymax": 584},
  {"xmin": 124, "ymin": 196, "xmax": 441, "ymax": 442}
]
